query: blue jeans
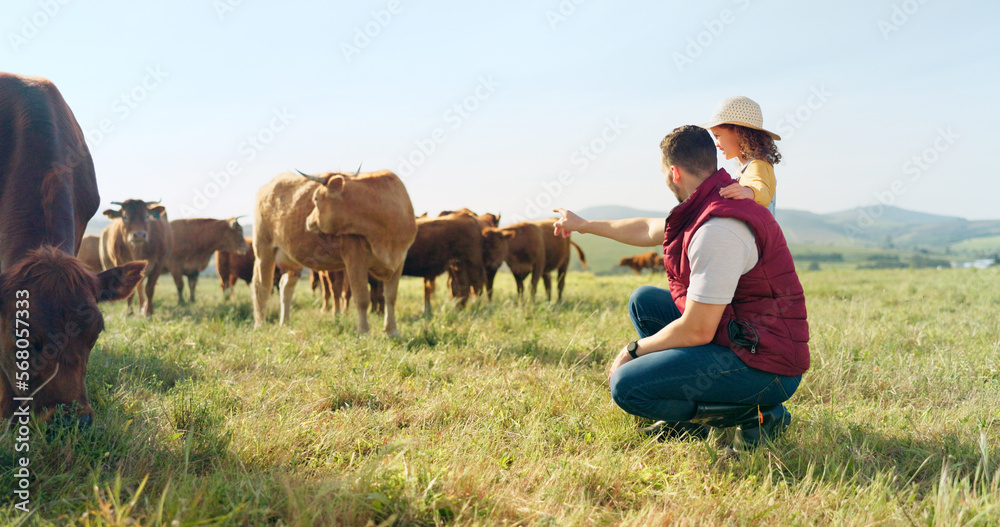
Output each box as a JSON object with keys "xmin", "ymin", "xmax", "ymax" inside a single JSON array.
[{"xmin": 610, "ymin": 286, "xmax": 801, "ymax": 422}]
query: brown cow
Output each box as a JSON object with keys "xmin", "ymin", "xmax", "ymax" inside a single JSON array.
[
  {"xmin": 165, "ymin": 217, "xmax": 247, "ymax": 304},
  {"xmin": 500, "ymin": 221, "xmax": 546, "ymax": 301},
  {"xmin": 0, "ymin": 73, "xmax": 144, "ymax": 425},
  {"xmin": 532, "ymin": 218, "xmax": 587, "ymax": 302},
  {"xmin": 78, "ymin": 234, "xmax": 102, "ymax": 273},
  {"xmin": 405, "ymin": 212, "xmax": 486, "ymax": 314},
  {"xmin": 100, "ymin": 200, "xmax": 173, "ymax": 316},
  {"xmin": 436, "ymin": 210, "xmax": 512, "ymax": 302},
  {"xmin": 619, "ymin": 251, "xmax": 664, "ymax": 274},
  {"xmin": 215, "ymin": 237, "xmax": 282, "ymax": 299},
  {"xmin": 252, "ymin": 168, "xmax": 416, "ymax": 335}
]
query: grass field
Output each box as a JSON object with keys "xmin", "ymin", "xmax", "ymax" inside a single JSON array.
[{"xmin": 2, "ymin": 267, "xmax": 1000, "ymax": 525}]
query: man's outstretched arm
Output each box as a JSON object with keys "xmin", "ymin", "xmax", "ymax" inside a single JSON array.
[{"xmin": 552, "ymin": 208, "xmax": 665, "ymax": 247}]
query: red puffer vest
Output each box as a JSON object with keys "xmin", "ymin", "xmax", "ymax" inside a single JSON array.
[{"xmin": 662, "ymin": 168, "xmax": 809, "ymax": 376}]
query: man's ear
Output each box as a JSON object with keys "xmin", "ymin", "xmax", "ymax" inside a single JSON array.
[
  {"xmin": 326, "ymin": 175, "xmax": 346, "ymax": 194},
  {"xmin": 103, "ymin": 209, "xmax": 122, "ymax": 219},
  {"xmin": 671, "ymin": 165, "xmax": 683, "ymax": 183},
  {"xmin": 96, "ymin": 261, "xmax": 147, "ymax": 303}
]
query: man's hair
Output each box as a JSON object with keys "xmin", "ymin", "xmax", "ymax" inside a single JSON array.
[{"xmin": 659, "ymin": 125, "xmax": 717, "ymax": 178}]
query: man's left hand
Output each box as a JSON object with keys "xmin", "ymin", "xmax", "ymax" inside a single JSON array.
[{"xmin": 607, "ymin": 344, "xmax": 634, "ymax": 384}]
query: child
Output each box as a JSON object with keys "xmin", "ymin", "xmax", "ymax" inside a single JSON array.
[{"xmin": 702, "ymin": 96, "xmax": 782, "ymax": 214}]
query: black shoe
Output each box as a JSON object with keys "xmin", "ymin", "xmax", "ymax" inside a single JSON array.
[
  {"xmin": 737, "ymin": 404, "xmax": 791, "ymax": 448},
  {"xmin": 639, "ymin": 420, "xmax": 709, "ymax": 441}
]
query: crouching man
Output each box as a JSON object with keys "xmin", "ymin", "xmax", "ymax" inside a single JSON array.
[{"xmin": 553, "ymin": 125, "xmax": 809, "ymax": 449}]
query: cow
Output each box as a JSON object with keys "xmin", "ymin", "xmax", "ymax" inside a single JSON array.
[
  {"xmin": 405, "ymin": 212, "xmax": 486, "ymax": 314},
  {"xmin": 0, "ymin": 72, "xmax": 144, "ymax": 425},
  {"xmin": 165, "ymin": 217, "xmax": 247, "ymax": 304},
  {"xmin": 532, "ymin": 218, "xmax": 587, "ymax": 302},
  {"xmin": 619, "ymin": 250, "xmax": 664, "ymax": 274},
  {"xmin": 99, "ymin": 200, "xmax": 173, "ymax": 316},
  {"xmin": 499, "ymin": 221, "xmax": 546, "ymax": 301},
  {"xmin": 252, "ymin": 168, "xmax": 416, "ymax": 335},
  {"xmin": 215, "ymin": 237, "xmax": 282, "ymax": 299},
  {"xmin": 436, "ymin": 210, "xmax": 512, "ymax": 302},
  {"xmin": 77, "ymin": 234, "xmax": 102, "ymax": 273}
]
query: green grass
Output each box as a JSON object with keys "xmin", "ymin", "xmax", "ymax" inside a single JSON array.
[{"xmin": 2, "ymin": 268, "xmax": 1000, "ymax": 525}]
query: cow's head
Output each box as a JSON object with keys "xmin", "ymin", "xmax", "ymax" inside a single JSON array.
[
  {"xmin": 0, "ymin": 247, "xmax": 145, "ymax": 426},
  {"xmin": 299, "ymin": 167, "xmax": 361, "ymax": 234},
  {"xmin": 103, "ymin": 200, "xmax": 165, "ymax": 248},
  {"xmin": 224, "ymin": 217, "xmax": 250, "ymax": 254},
  {"xmin": 483, "ymin": 227, "xmax": 516, "ymax": 271},
  {"xmin": 478, "ymin": 213, "xmax": 500, "ymax": 228}
]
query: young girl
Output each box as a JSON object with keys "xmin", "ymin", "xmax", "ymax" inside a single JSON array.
[{"xmin": 702, "ymin": 96, "xmax": 782, "ymax": 214}]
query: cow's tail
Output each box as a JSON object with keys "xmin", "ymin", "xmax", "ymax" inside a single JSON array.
[{"xmin": 569, "ymin": 240, "xmax": 587, "ymax": 270}]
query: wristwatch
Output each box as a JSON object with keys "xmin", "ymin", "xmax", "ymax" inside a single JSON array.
[{"xmin": 627, "ymin": 340, "xmax": 640, "ymax": 359}]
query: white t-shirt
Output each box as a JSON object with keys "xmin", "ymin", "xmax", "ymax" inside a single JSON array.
[{"xmin": 686, "ymin": 217, "xmax": 759, "ymax": 305}]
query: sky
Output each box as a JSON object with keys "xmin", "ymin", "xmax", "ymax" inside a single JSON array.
[{"xmin": 2, "ymin": 0, "xmax": 997, "ymax": 225}]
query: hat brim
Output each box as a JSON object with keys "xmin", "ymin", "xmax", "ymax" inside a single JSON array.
[{"xmin": 701, "ymin": 119, "xmax": 781, "ymax": 141}]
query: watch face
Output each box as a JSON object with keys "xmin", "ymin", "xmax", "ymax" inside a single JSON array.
[{"xmin": 628, "ymin": 341, "xmax": 637, "ymax": 352}]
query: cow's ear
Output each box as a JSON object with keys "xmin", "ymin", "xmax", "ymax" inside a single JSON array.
[
  {"xmin": 502, "ymin": 230, "xmax": 516, "ymax": 239},
  {"xmin": 96, "ymin": 261, "xmax": 146, "ymax": 303},
  {"xmin": 147, "ymin": 205, "xmax": 166, "ymax": 219},
  {"xmin": 103, "ymin": 209, "xmax": 122, "ymax": 219},
  {"xmin": 326, "ymin": 175, "xmax": 346, "ymax": 194}
]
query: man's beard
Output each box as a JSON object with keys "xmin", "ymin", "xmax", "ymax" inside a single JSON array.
[{"xmin": 667, "ymin": 178, "xmax": 684, "ymax": 204}]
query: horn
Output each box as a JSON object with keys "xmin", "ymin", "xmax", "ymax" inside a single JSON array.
[
  {"xmin": 146, "ymin": 199, "xmax": 161, "ymax": 206},
  {"xmin": 296, "ymin": 169, "xmax": 327, "ymax": 184},
  {"xmin": 351, "ymin": 163, "xmax": 362, "ymax": 177},
  {"xmin": 110, "ymin": 201, "xmax": 125, "ymax": 206},
  {"xmin": 234, "ymin": 215, "xmax": 247, "ymax": 221}
]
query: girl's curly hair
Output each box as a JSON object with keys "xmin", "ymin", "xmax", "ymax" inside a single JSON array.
[{"xmin": 719, "ymin": 124, "xmax": 781, "ymax": 165}]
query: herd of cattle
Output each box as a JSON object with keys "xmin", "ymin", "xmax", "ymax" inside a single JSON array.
[{"xmin": 0, "ymin": 72, "xmax": 616, "ymax": 425}]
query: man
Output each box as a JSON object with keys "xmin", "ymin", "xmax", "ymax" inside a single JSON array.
[{"xmin": 553, "ymin": 125, "xmax": 808, "ymax": 449}]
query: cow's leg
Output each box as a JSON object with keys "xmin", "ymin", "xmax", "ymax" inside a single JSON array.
[
  {"xmin": 370, "ymin": 279, "xmax": 385, "ymax": 315},
  {"xmin": 540, "ymin": 272, "xmax": 553, "ymax": 302},
  {"xmin": 556, "ymin": 266, "xmax": 567, "ymax": 302},
  {"xmin": 343, "ymin": 255, "xmax": 371, "ymax": 333},
  {"xmin": 529, "ymin": 265, "xmax": 542, "ymax": 302},
  {"xmin": 125, "ymin": 288, "xmax": 136, "ymax": 316},
  {"xmin": 187, "ymin": 272, "xmax": 199, "ymax": 303},
  {"xmin": 381, "ymin": 268, "xmax": 403, "ymax": 336},
  {"xmin": 251, "ymin": 244, "xmax": 276, "ymax": 327},
  {"xmin": 142, "ymin": 269, "xmax": 160, "ymax": 317},
  {"xmin": 171, "ymin": 269, "xmax": 186, "ymax": 305},
  {"xmin": 513, "ymin": 273, "xmax": 525, "ymax": 299},
  {"xmin": 278, "ymin": 270, "xmax": 301, "ymax": 326},
  {"xmin": 485, "ymin": 267, "xmax": 498, "ymax": 301},
  {"xmin": 320, "ymin": 272, "xmax": 332, "ymax": 312},
  {"xmin": 422, "ymin": 277, "xmax": 435, "ymax": 315}
]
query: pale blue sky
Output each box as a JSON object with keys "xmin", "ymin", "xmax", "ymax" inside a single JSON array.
[{"xmin": 3, "ymin": 1, "xmax": 997, "ymax": 223}]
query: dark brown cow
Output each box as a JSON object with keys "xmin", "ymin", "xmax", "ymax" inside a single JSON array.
[
  {"xmin": 0, "ymin": 73, "xmax": 144, "ymax": 424},
  {"xmin": 253, "ymin": 169, "xmax": 416, "ymax": 335},
  {"xmin": 404, "ymin": 213, "xmax": 486, "ymax": 314},
  {"xmin": 619, "ymin": 251, "xmax": 664, "ymax": 274},
  {"xmin": 436, "ymin": 210, "xmax": 512, "ymax": 301},
  {"xmin": 165, "ymin": 217, "xmax": 247, "ymax": 304},
  {"xmin": 532, "ymin": 218, "xmax": 587, "ymax": 302},
  {"xmin": 215, "ymin": 237, "xmax": 281, "ymax": 299},
  {"xmin": 77, "ymin": 234, "xmax": 102, "ymax": 273},
  {"xmin": 100, "ymin": 200, "xmax": 173, "ymax": 316},
  {"xmin": 500, "ymin": 221, "xmax": 546, "ymax": 301}
]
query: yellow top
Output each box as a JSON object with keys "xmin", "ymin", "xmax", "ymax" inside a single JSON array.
[{"xmin": 740, "ymin": 159, "xmax": 776, "ymax": 208}]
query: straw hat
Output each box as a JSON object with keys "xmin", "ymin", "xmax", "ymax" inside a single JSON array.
[{"xmin": 702, "ymin": 96, "xmax": 781, "ymax": 141}]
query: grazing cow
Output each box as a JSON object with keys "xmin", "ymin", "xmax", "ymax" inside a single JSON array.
[
  {"xmin": 165, "ymin": 217, "xmax": 247, "ymax": 304},
  {"xmin": 77, "ymin": 234, "xmax": 102, "ymax": 273},
  {"xmin": 252, "ymin": 168, "xmax": 416, "ymax": 335},
  {"xmin": 0, "ymin": 73, "xmax": 144, "ymax": 424},
  {"xmin": 99, "ymin": 200, "xmax": 173, "ymax": 316},
  {"xmin": 500, "ymin": 222, "xmax": 546, "ymax": 301},
  {"xmin": 436, "ymin": 210, "xmax": 512, "ymax": 301},
  {"xmin": 619, "ymin": 251, "xmax": 664, "ymax": 274},
  {"xmin": 532, "ymin": 218, "xmax": 587, "ymax": 302},
  {"xmin": 405, "ymin": 212, "xmax": 486, "ymax": 314},
  {"xmin": 215, "ymin": 237, "xmax": 282, "ymax": 299}
]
